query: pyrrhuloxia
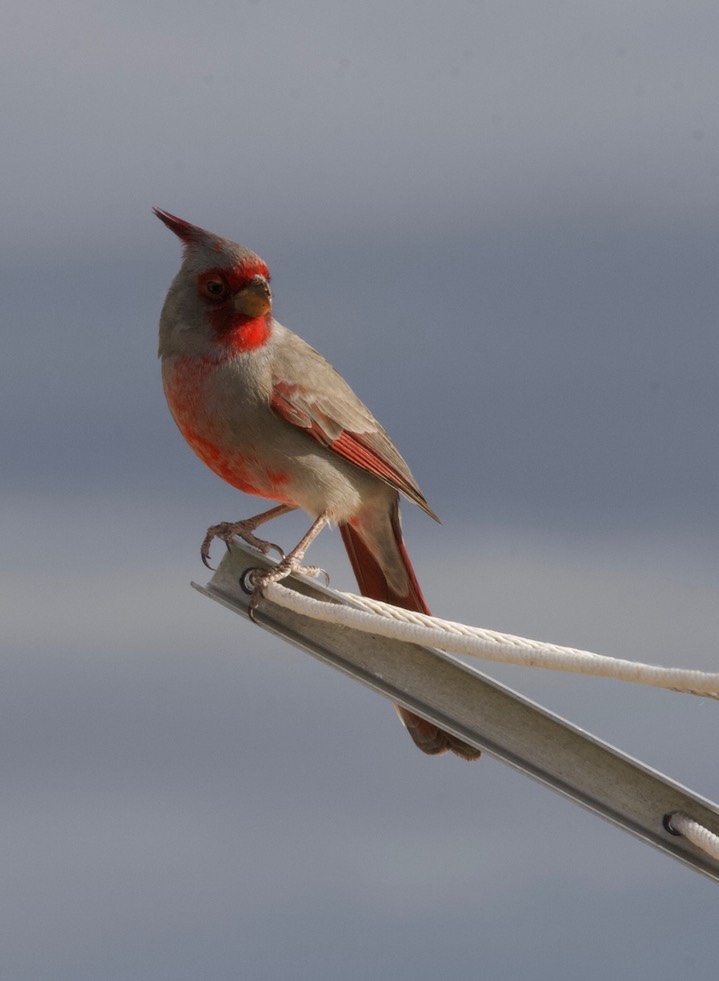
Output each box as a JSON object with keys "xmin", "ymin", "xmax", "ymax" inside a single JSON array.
[{"xmin": 155, "ymin": 208, "xmax": 480, "ymax": 761}]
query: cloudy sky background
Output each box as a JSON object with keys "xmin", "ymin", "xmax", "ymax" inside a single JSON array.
[{"xmin": 3, "ymin": 1, "xmax": 719, "ymax": 977}]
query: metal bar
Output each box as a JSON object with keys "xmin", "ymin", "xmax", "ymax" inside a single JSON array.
[{"xmin": 193, "ymin": 540, "xmax": 719, "ymax": 883}]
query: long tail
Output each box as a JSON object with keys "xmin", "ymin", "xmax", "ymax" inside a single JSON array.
[{"xmin": 339, "ymin": 496, "xmax": 481, "ymax": 761}]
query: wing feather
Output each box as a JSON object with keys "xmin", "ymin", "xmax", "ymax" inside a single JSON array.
[{"xmin": 270, "ymin": 366, "xmax": 438, "ymax": 521}]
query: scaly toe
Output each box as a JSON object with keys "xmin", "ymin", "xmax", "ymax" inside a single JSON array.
[
  {"xmin": 200, "ymin": 529, "xmax": 221, "ymax": 569},
  {"xmin": 200, "ymin": 520, "xmax": 287, "ymax": 570},
  {"xmin": 293, "ymin": 563, "xmax": 330, "ymax": 584},
  {"xmin": 242, "ymin": 558, "xmax": 329, "ymax": 621}
]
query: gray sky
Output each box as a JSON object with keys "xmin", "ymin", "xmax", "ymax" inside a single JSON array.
[{"xmin": 3, "ymin": 1, "xmax": 719, "ymax": 978}]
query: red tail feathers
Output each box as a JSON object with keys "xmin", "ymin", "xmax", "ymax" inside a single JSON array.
[{"xmin": 339, "ymin": 497, "xmax": 481, "ymax": 761}]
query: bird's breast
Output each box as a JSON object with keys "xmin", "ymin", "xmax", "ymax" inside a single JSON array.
[{"xmin": 161, "ymin": 354, "xmax": 293, "ymax": 501}]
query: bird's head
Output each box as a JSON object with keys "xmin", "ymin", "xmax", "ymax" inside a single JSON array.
[{"xmin": 155, "ymin": 208, "xmax": 273, "ymax": 358}]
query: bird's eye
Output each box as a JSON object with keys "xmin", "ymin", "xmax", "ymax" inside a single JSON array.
[{"xmin": 204, "ymin": 279, "xmax": 226, "ymax": 298}]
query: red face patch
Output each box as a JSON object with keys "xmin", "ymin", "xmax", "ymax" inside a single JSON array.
[{"xmin": 196, "ymin": 260, "xmax": 272, "ymax": 352}]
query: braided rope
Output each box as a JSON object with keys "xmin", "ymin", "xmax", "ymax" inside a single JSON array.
[{"xmin": 263, "ymin": 581, "xmax": 719, "ymax": 698}]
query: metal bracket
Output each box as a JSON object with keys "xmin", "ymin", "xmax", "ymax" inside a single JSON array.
[{"xmin": 193, "ymin": 540, "xmax": 719, "ymax": 883}]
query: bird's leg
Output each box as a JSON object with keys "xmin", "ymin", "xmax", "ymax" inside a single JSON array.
[
  {"xmin": 246, "ymin": 513, "xmax": 331, "ymax": 617},
  {"xmin": 201, "ymin": 504, "xmax": 296, "ymax": 569}
]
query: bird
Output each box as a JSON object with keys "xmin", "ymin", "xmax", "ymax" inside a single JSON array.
[{"xmin": 155, "ymin": 208, "xmax": 480, "ymax": 761}]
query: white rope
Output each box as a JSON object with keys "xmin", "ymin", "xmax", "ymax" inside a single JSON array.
[
  {"xmin": 666, "ymin": 813, "xmax": 719, "ymax": 861},
  {"xmin": 262, "ymin": 581, "xmax": 719, "ymax": 698}
]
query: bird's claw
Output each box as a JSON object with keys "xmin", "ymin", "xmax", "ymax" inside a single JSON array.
[
  {"xmin": 201, "ymin": 520, "xmax": 286, "ymax": 570},
  {"xmin": 308, "ymin": 566, "xmax": 331, "ymax": 587},
  {"xmin": 242, "ymin": 558, "xmax": 330, "ymax": 623}
]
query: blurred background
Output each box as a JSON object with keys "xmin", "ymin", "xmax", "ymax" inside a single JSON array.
[{"xmin": 2, "ymin": 1, "xmax": 719, "ymax": 977}]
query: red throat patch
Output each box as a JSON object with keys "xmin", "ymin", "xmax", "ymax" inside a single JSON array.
[{"xmin": 212, "ymin": 312, "xmax": 272, "ymax": 352}]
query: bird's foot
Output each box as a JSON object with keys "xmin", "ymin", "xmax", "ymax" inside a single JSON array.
[
  {"xmin": 201, "ymin": 519, "xmax": 285, "ymax": 570},
  {"xmin": 244, "ymin": 554, "xmax": 330, "ymax": 621}
]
